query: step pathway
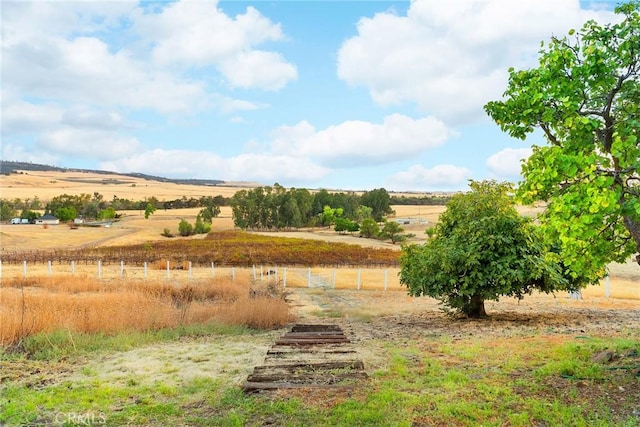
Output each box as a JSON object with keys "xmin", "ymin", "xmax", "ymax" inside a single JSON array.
[{"xmin": 242, "ymin": 324, "xmax": 368, "ymax": 393}]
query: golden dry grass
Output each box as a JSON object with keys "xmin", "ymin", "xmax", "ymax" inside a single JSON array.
[{"xmin": 0, "ymin": 275, "xmax": 291, "ymax": 347}]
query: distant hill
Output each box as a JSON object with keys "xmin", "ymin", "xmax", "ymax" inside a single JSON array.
[{"xmin": 0, "ymin": 161, "xmax": 225, "ymax": 187}]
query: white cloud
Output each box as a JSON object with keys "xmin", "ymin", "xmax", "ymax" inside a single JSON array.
[
  {"xmin": 269, "ymin": 114, "xmax": 454, "ymax": 167},
  {"xmin": 220, "ymin": 51, "xmax": 297, "ymax": 90},
  {"xmin": 38, "ymin": 128, "xmax": 142, "ymax": 160},
  {"xmin": 486, "ymin": 147, "xmax": 533, "ymax": 178},
  {"xmin": 135, "ymin": 1, "xmax": 297, "ymax": 90},
  {"xmin": 101, "ymin": 149, "xmax": 330, "ymax": 184},
  {"xmin": 386, "ymin": 164, "xmax": 472, "ymax": 191},
  {"xmin": 337, "ymin": 0, "xmax": 618, "ymax": 124}
]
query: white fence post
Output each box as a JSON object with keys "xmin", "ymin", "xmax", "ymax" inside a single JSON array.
[
  {"xmin": 48, "ymin": 260, "xmax": 52, "ymax": 277},
  {"xmin": 283, "ymin": 267, "xmax": 287, "ymax": 288},
  {"xmin": 211, "ymin": 262, "xmax": 215, "ymax": 278},
  {"xmin": 71, "ymin": 260, "xmax": 75, "ymax": 275},
  {"xmin": 23, "ymin": 260, "xmax": 27, "ymax": 278},
  {"xmin": 253, "ymin": 265, "xmax": 257, "ymax": 280},
  {"xmin": 189, "ymin": 261, "xmax": 192, "ymax": 279},
  {"xmin": 332, "ymin": 269, "xmax": 337, "ymax": 289},
  {"xmin": 98, "ymin": 260, "xmax": 102, "ymax": 279},
  {"xmin": 120, "ymin": 261, "xmax": 125, "ymax": 278},
  {"xmin": 144, "ymin": 262, "xmax": 147, "ymax": 279},
  {"xmin": 384, "ymin": 269, "xmax": 388, "ymax": 291}
]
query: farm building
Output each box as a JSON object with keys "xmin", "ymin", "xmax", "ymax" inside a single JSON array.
[
  {"xmin": 35, "ymin": 214, "xmax": 60, "ymax": 225},
  {"xmin": 394, "ymin": 218, "xmax": 428, "ymax": 225}
]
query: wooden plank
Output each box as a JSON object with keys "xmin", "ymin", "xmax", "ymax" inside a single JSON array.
[
  {"xmin": 266, "ymin": 347, "xmax": 356, "ymax": 355},
  {"xmin": 246, "ymin": 371, "xmax": 369, "ymax": 383},
  {"xmin": 243, "ymin": 382, "xmax": 356, "ymax": 392},
  {"xmin": 253, "ymin": 361, "xmax": 365, "ymax": 372},
  {"xmin": 275, "ymin": 338, "xmax": 351, "ymax": 345},
  {"xmin": 290, "ymin": 324, "xmax": 342, "ymax": 332}
]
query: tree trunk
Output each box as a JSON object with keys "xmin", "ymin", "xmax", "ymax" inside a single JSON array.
[
  {"xmin": 623, "ymin": 215, "xmax": 640, "ymax": 266},
  {"xmin": 463, "ymin": 294, "xmax": 487, "ymax": 318}
]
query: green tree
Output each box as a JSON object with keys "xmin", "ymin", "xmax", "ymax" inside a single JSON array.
[
  {"xmin": 334, "ymin": 217, "xmax": 359, "ymax": 234},
  {"xmin": 98, "ymin": 207, "xmax": 116, "ymax": 220},
  {"xmin": 178, "ymin": 219, "xmax": 193, "ymax": 236},
  {"xmin": 55, "ymin": 206, "xmax": 77, "ymax": 222},
  {"xmin": 20, "ymin": 209, "xmax": 40, "ymax": 222},
  {"xmin": 359, "ymin": 218, "xmax": 380, "ymax": 238},
  {"xmin": 400, "ymin": 181, "xmax": 568, "ymax": 318},
  {"xmin": 144, "ymin": 203, "xmax": 156, "ymax": 219},
  {"xmin": 484, "ymin": 2, "xmax": 640, "ymax": 279},
  {"xmin": 361, "ymin": 188, "xmax": 394, "ymax": 222},
  {"xmin": 194, "ymin": 214, "xmax": 211, "ymax": 234},
  {"xmin": 380, "ymin": 220, "xmax": 404, "ymax": 244},
  {"xmin": 0, "ymin": 200, "xmax": 17, "ymax": 221}
]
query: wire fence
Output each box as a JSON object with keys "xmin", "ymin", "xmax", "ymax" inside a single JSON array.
[
  {"xmin": 0, "ymin": 260, "xmax": 637, "ymax": 299},
  {"xmin": 0, "ymin": 260, "xmax": 402, "ymax": 291}
]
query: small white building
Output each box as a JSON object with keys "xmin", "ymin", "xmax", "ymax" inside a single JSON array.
[{"xmin": 36, "ymin": 214, "xmax": 60, "ymax": 225}]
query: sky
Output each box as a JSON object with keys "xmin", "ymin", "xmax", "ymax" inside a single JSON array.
[{"xmin": 0, "ymin": 0, "xmax": 621, "ymax": 191}]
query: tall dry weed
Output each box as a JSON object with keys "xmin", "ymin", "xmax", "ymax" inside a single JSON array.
[{"xmin": 0, "ymin": 276, "xmax": 291, "ymax": 347}]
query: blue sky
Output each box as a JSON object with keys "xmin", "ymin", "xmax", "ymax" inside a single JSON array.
[{"xmin": 1, "ymin": 0, "xmax": 620, "ymax": 191}]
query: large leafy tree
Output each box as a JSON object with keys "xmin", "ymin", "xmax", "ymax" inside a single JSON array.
[
  {"xmin": 400, "ymin": 181, "xmax": 568, "ymax": 318},
  {"xmin": 360, "ymin": 188, "xmax": 394, "ymax": 222},
  {"xmin": 485, "ymin": 2, "xmax": 640, "ymax": 282}
]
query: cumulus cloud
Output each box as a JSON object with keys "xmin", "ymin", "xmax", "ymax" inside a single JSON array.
[
  {"xmin": 486, "ymin": 147, "xmax": 533, "ymax": 178},
  {"xmin": 269, "ymin": 114, "xmax": 454, "ymax": 167},
  {"xmin": 37, "ymin": 128, "xmax": 142, "ymax": 160},
  {"xmin": 337, "ymin": 0, "xmax": 617, "ymax": 123},
  {"xmin": 386, "ymin": 164, "xmax": 472, "ymax": 191},
  {"xmin": 135, "ymin": 1, "xmax": 297, "ymax": 89},
  {"xmin": 101, "ymin": 149, "xmax": 330, "ymax": 184}
]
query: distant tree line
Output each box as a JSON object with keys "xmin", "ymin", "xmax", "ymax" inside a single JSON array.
[
  {"xmin": 230, "ymin": 184, "xmax": 396, "ymax": 231},
  {"xmin": 0, "ymin": 193, "xmax": 230, "ymax": 222}
]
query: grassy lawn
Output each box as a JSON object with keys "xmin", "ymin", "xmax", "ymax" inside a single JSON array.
[{"xmin": 2, "ymin": 323, "xmax": 638, "ymax": 426}]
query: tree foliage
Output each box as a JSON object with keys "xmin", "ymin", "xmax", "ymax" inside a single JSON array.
[
  {"xmin": 485, "ymin": 2, "xmax": 640, "ymax": 279},
  {"xmin": 380, "ymin": 221, "xmax": 405, "ymax": 244},
  {"xmin": 400, "ymin": 181, "xmax": 568, "ymax": 318},
  {"xmin": 144, "ymin": 203, "xmax": 156, "ymax": 219},
  {"xmin": 360, "ymin": 188, "xmax": 394, "ymax": 222},
  {"xmin": 359, "ymin": 218, "xmax": 380, "ymax": 238}
]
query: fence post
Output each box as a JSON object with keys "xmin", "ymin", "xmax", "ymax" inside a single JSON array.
[
  {"xmin": 189, "ymin": 261, "xmax": 192, "ymax": 279},
  {"xmin": 307, "ymin": 267, "xmax": 311, "ymax": 288},
  {"xmin": 166, "ymin": 260, "xmax": 170, "ymax": 279},
  {"xmin": 260, "ymin": 265, "xmax": 264, "ymax": 281},
  {"xmin": 253, "ymin": 265, "xmax": 257, "ymax": 280},
  {"xmin": 283, "ymin": 267, "xmax": 287, "ymax": 288},
  {"xmin": 332, "ymin": 269, "xmax": 337, "ymax": 289},
  {"xmin": 23, "ymin": 260, "xmax": 27, "ymax": 278},
  {"xmin": 120, "ymin": 261, "xmax": 125, "ymax": 278},
  {"xmin": 144, "ymin": 261, "xmax": 147, "ymax": 279},
  {"xmin": 98, "ymin": 260, "xmax": 102, "ymax": 279},
  {"xmin": 71, "ymin": 260, "xmax": 75, "ymax": 275},
  {"xmin": 357, "ymin": 269, "xmax": 361, "ymax": 291},
  {"xmin": 48, "ymin": 260, "xmax": 52, "ymax": 277},
  {"xmin": 384, "ymin": 269, "xmax": 388, "ymax": 291},
  {"xmin": 211, "ymin": 262, "xmax": 215, "ymax": 278}
]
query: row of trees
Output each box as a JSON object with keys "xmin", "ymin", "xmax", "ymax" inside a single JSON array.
[
  {"xmin": 230, "ymin": 185, "xmax": 394, "ymax": 231},
  {"xmin": 0, "ymin": 193, "xmax": 228, "ymax": 222}
]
